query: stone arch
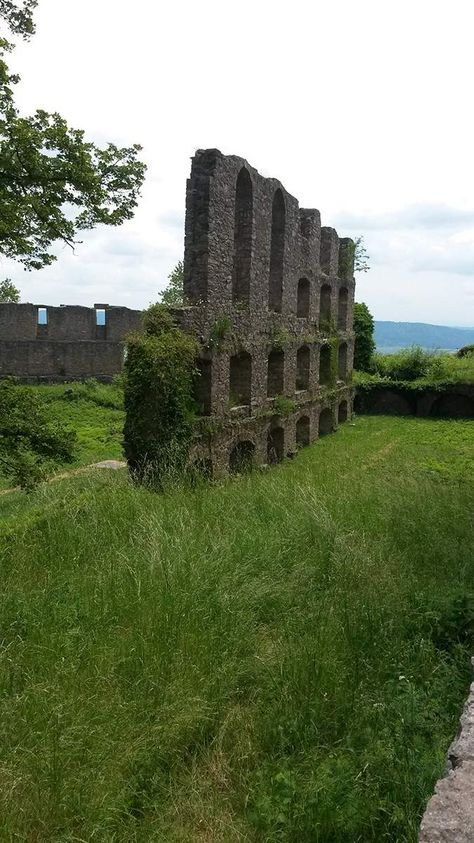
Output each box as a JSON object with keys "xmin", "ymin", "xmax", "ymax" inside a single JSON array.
[
  {"xmin": 430, "ymin": 393, "xmax": 474, "ymax": 419},
  {"xmin": 267, "ymin": 426, "xmax": 285, "ymax": 464},
  {"xmin": 338, "ymin": 287, "xmax": 348, "ymax": 330},
  {"xmin": 229, "ymin": 351, "xmax": 251, "ymax": 407},
  {"xmin": 296, "ymin": 415, "xmax": 310, "ymax": 447},
  {"xmin": 297, "ymin": 277, "xmax": 310, "ymax": 318},
  {"xmin": 319, "ymin": 345, "xmax": 331, "ymax": 386},
  {"xmin": 296, "ymin": 346, "xmax": 310, "ymax": 391},
  {"xmin": 229, "ymin": 440, "xmax": 255, "ymax": 474},
  {"xmin": 269, "ymin": 189, "xmax": 285, "ymax": 312},
  {"xmin": 319, "ymin": 284, "xmax": 331, "ymax": 328},
  {"xmin": 194, "ymin": 358, "xmax": 212, "ymax": 415},
  {"xmin": 267, "ymin": 349, "xmax": 284, "ymax": 397},
  {"xmin": 338, "ymin": 400, "xmax": 348, "ymax": 423},
  {"xmin": 338, "ymin": 342, "xmax": 348, "ymax": 382},
  {"xmin": 319, "ymin": 407, "xmax": 334, "ymax": 436},
  {"xmin": 232, "ymin": 168, "xmax": 253, "ymax": 304}
]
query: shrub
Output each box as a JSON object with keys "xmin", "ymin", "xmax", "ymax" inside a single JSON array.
[
  {"xmin": 0, "ymin": 378, "xmax": 76, "ymax": 489},
  {"xmin": 371, "ymin": 346, "xmax": 440, "ymax": 381},
  {"xmin": 353, "ymin": 302, "xmax": 375, "ymax": 371},
  {"xmin": 123, "ymin": 305, "xmax": 198, "ymax": 486}
]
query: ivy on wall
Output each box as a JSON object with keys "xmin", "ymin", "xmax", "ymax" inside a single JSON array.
[{"xmin": 123, "ymin": 304, "xmax": 199, "ymax": 486}]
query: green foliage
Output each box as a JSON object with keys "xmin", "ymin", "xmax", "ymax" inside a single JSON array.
[
  {"xmin": 363, "ymin": 347, "xmax": 474, "ymax": 386},
  {"xmin": 123, "ymin": 304, "xmax": 198, "ymax": 486},
  {"xmin": 270, "ymin": 327, "xmax": 292, "ymax": 350},
  {"xmin": 457, "ymin": 343, "xmax": 474, "ymax": 358},
  {"xmin": 1, "ymin": 416, "xmax": 473, "ymax": 838},
  {"xmin": 0, "ymin": 378, "xmax": 75, "ymax": 488},
  {"xmin": 338, "ymin": 238, "xmax": 355, "ymax": 277},
  {"xmin": 354, "ymin": 301, "xmax": 376, "ymax": 371},
  {"xmin": 210, "ymin": 315, "xmax": 232, "ymax": 348},
  {"xmin": 273, "ymin": 394, "xmax": 296, "ymax": 416},
  {"xmin": 354, "ymin": 235, "xmax": 370, "ymax": 273},
  {"xmin": 0, "ymin": 4, "xmax": 146, "ymax": 269},
  {"xmin": 160, "ymin": 261, "xmax": 184, "ymax": 307},
  {"xmin": 0, "ymin": 276, "xmax": 19, "ymax": 300}
]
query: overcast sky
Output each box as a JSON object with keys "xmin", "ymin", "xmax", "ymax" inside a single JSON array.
[{"xmin": 3, "ymin": 0, "xmax": 474, "ymax": 326}]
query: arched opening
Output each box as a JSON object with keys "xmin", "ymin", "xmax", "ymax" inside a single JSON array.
[
  {"xmin": 430, "ymin": 393, "xmax": 474, "ymax": 419},
  {"xmin": 296, "ymin": 346, "xmax": 310, "ymax": 391},
  {"xmin": 269, "ymin": 189, "xmax": 285, "ymax": 312},
  {"xmin": 267, "ymin": 349, "xmax": 284, "ymax": 397},
  {"xmin": 229, "ymin": 351, "xmax": 252, "ymax": 407},
  {"xmin": 338, "ymin": 287, "xmax": 348, "ymax": 330},
  {"xmin": 194, "ymin": 358, "xmax": 212, "ymax": 416},
  {"xmin": 319, "ymin": 345, "xmax": 331, "ymax": 386},
  {"xmin": 267, "ymin": 426, "xmax": 284, "ymax": 464},
  {"xmin": 296, "ymin": 416, "xmax": 310, "ymax": 447},
  {"xmin": 232, "ymin": 168, "xmax": 253, "ymax": 304},
  {"xmin": 319, "ymin": 284, "xmax": 331, "ymax": 329},
  {"xmin": 338, "ymin": 401, "xmax": 348, "ymax": 424},
  {"xmin": 319, "ymin": 408, "xmax": 334, "ymax": 436},
  {"xmin": 229, "ymin": 440, "xmax": 255, "ymax": 474},
  {"xmin": 297, "ymin": 277, "xmax": 310, "ymax": 318},
  {"xmin": 338, "ymin": 342, "xmax": 348, "ymax": 382}
]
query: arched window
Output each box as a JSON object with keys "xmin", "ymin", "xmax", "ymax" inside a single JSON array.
[
  {"xmin": 296, "ymin": 416, "xmax": 310, "ymax": 447},
  {"xmin": 338, "ymin": 342, "xmax": 348, "ymax": 382},
  {"xmin": 267, "ymin": 426, "xmax": 284, "ymax": 463},
  {"xmin": 269, "ymin": 189, "xmax": 285, "ymax": 312},
  {"xmin": 229, "ymin": 440, "xmax": 255, "ymax": 473},
  {"xmin": 338, "ymin": 401, "xmax": 348, "ymax": 424},
  {"xmin": 229, "ymin": 351, "xmax": 252, "ymax": 407},
  {"xmin": 319, "ymin": 408, "xmax": 334, "ymax": 436},
  {"xmin": 296, "ymin": 346, "xmax": 310, "ymax": 391},
  {"xmin": 267, "ymin": 349, "xmax": 284, "ymax": 397},
  {"xmin": 319, "ymin": 345, "xmax": 331, "ymax": 386},
  {"xmin": 194, "ymin": 358, "xmax": 212, "ymax": 415},
  {"xmin": 232, "ymin": 168, "xmax": 253, "ymax": 304},
  {"xmin": 297, "ymin": 278, "xmax": 310, "ymax": 318},
  {"xmin": 319, "ymin": 284, "xmax": 331, "ymax": 329},
  {"xmin": 338, "ymin": 287, "xmax": 348, "ymax": 331}
]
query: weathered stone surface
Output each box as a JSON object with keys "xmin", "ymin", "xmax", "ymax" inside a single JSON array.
[
  {"xmin": 0, "ymin": 303, "xmax": 141, "ymax": 381},
  {"xmin": 420, "ymin": 677, "xmax": 474, "ymax": 841},
  {"xmin": 355, "ymin": 384, "xmax": 474, "ymax": 419},
  {"xmin": 181, "ymin": 148, "xmax": 355, "ymax": 476}
]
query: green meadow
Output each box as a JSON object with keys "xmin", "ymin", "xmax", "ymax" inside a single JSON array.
[{"xmin": 1, "ymin": 394, "xmax": 473, "ymax": 840}]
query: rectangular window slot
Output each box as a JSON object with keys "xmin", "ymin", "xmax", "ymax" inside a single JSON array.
[
  {"xmin": 96, "ymin": 308, "xmax": 106, "ymax": 326},
  {"xmin": 37, "ymin": 307, "xmax": 48, "ymax": 325}
]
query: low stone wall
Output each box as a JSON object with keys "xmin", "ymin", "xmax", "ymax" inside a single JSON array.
[
  {"xmin": 420, "ymin": 665, "xmax": 474, "ymax": 841},
  {"xmin": 354, "ymin": 383, "xmax": 474, "ymax": 419}
]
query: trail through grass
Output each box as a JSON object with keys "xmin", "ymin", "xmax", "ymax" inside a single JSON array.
[{"xmin": 1, "ymin": 415, "xmax": 473, "ymax": 841}]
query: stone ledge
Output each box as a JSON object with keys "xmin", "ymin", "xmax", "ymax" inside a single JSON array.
[{"xmin": 419, "ymin": 670, "xmax": 474, "ymax": 841}]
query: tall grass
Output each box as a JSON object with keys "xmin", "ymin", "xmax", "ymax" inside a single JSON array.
[
  {"xmin": 1, "ymin": 416, "xmax": 473, "ymax": 841},
  {"xmin": 358, "ymin": 345, "xmax": 474, "ymax": 385}
]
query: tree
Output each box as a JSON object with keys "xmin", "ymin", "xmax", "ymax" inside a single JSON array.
[
  {"xmin": 0, "ymin": 2, "xmax": 146, "ymax": 269},
  {"xmin": 0, "ymin": 276, "xmax": 19, "ymax": 300},
  {"xmin": 354, "ymin": 236, "xmax": 370, "ymax": 273},
  {"xmin": 353, "ymin": 302, "xmax": 375, "ymax": 371},
  {"xmin": 0, "ymin": 378, "xmax": 76, "ymax": 489},
  {"xmin": 160, "ymin": 261, "xmax": 184, "ymax": 306}
]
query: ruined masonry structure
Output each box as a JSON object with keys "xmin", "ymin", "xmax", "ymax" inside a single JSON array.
[
  {"xmin": 0, "ymin": 303, "xmax": 140, "ymax": 382},
  {"xmin": 177, "ymin": 148, "xmax": 355, "ymax": 475}
]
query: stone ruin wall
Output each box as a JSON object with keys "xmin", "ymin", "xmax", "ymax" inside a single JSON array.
[
  {"xmin": 177, "ymin": 148, "xmax": 355, "ymax": 476},
  {"xmin": 0, "ymin": 302, "xmax": 141, "ymax": 382}
]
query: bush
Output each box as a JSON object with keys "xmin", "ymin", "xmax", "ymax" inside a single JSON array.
[
  {"xmin": 123, "ymin": 305, "xmax": 198, "ymax": 486},
  {"xmin": 0, "ymin": 378, "xmax": 76, "ymax": 489},
  {"xmin": 353, "ymin": 302, "xmax": 375, "ymax": 371},
  {"xmin": 370, "ymin": 346, "xmax": 436, "ymax": 381}
]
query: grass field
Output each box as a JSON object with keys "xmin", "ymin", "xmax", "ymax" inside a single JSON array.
[{"xmin": 1, "ymin": 410, "xmax": 474, "ymax": 841}]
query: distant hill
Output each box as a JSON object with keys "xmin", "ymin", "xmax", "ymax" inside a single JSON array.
[{"xmin": 374, "ymin": 321, "xmax": 474, "ymax": 352}]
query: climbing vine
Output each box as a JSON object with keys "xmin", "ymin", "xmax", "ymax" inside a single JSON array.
[{"xmin": 123, "ymin": 304, "xmax": 199, "ymax": 486}]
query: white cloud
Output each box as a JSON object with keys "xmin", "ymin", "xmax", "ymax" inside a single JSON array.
[{"xmin": 2, "ymin": 0, "xmax": 474, "ymax": 325}]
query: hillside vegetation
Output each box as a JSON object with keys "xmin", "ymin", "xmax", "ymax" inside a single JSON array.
[
  {"xmin": 355, "ymin": 346, "xmax": 474, "ymax": 388},
  {"xmin": 1, "ymin": 412, "xmax": 474, "ymax": 841}
]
